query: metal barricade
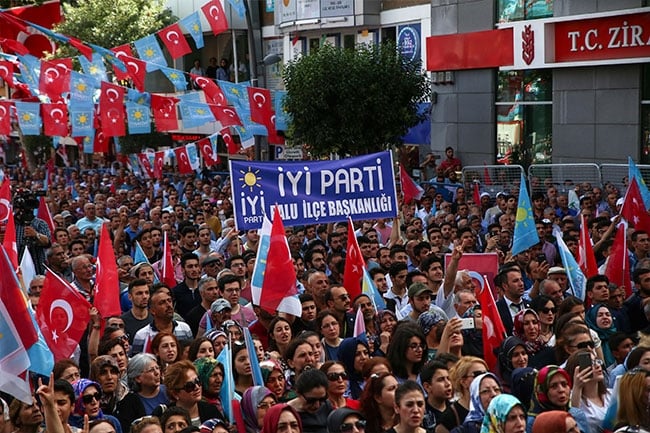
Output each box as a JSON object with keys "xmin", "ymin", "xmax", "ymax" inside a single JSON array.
[
  {"xmin": 461, "ymin": 165, "xmax": 525, "ymax": 197},
  {"xmin": 600, "ymin": 163, "xmax": 650, "ymax": 196},
  {"xmin": 528, "ymin": 163, "xmax": 601, "ymax": 195}
]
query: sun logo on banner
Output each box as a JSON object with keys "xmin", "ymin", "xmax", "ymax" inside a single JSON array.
[{"xmin": 239, "ymin": 167, "xmax": 261, "ymax": 192}]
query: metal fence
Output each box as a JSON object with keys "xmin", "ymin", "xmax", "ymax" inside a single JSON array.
[
  {"xmin": 461, "ymin": 165, "xmax": 525, "ymax": 197},
  {"xmin": 528, "ymin": 164, "xmax": 601, "ymax": 195}
]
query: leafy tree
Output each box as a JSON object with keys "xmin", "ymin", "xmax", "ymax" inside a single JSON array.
[{"xmin": 283, "ymin": 41, "xmax": 431, "ymax": 157}]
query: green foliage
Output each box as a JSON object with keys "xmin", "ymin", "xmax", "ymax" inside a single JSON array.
[
  {"xmin": 283, "ymin": 41, "xmax": 430, "ymax": 157},
  {"xmin": 53, "ymin": 0, "xmax": 175, "ymax": 57}
]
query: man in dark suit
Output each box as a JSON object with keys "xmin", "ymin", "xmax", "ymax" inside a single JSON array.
[{"xmin": 494, "ymin": 266, "xmax": 528, "ymax": 335}]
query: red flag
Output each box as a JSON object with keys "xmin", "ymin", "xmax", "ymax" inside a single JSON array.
[
  {"xmin": 247, "ymin": 87, "xmax": 273, "ymax": 125},
  {"xmin": 621, "ymin": 178, "xmax": 650, "ymax": 233},
  {"xmin": 0, "ymin": 38, "xmax": 29, "ymax": 56},
  {"xmin": 161, "ymin": 231, "xmax": 177, "ymax": 289},
  {"xmin": 112, "ymin": 44, "xmax": 134, "ymax": 82},
  {"xmin": 260, "ymin": 207, "xmax": 297, "ymax": 315},
  {"xmin": 191, "ymin": 74, "xmax": 227, "ymax": 105},
  {"xmin": 201, "ymin": 0, "xmax": 229, "ymax": 35},
  {"xmin": 37, "ymin": 270, "xmax": 91, "ymax": 361},
  {"xmin": 39, "ymin": 59, "xmax": 71, "ymax": 100},
  {"xmin": 209, "ymin": 105, "xmax": 242, "ymax": 128},
  {"xmin": 578, "ymin": 214, "xmax": 598, "ymax": 278},
  {"xmin": 68, "ymin": 36, "xmax": 93, "ymax": 61},
  {"xmin": 267, "ymin": 115, "xmax": 285, "ymax": 145},
  {"xmin": 95, "ymin": 224, "xmax": 121, "ymax": 318},
  {"xmin": 137, "ymin": 153, "xmax": 154, "ymax": 178},
  {"xmin": 153, "ymin": 151, "xmax": 165, "ymax": 179},
  {"xmin": 478, "ymin": 276, "xmax": 506, "ymax": 371},
  {"xmin": 174, "ymin": 145, "xmax": 193, "ymax": 175},
  {"xmin": 37, "ymin": 197, "xmax": 55, "ymax": 241},
  {"xmin": 123, "ymin": 56, "xmax": 147, "ymax": 92},
  {"xmin": 483, "ymin": 164, "xmax": 493, "ymax": 185},
  {"xmin": 0, "ymin": 101, "xmax": 12, "ymax": 135},
  {"xmin": 100, "ymin": 104, "xmax": 126, "ymax": 137},
  {"xmin": 93, "ymin": 128, "xmax": 111, "ymax": 153},
  {"xmin": 0, "ymin": 61, "xmax": 15, "ymax": 88},
  {"xmin": 41, "ymin": 103, "xmax": 69, "ymax": 137},
  {"xmin": 605, "ymin": 223, "xmax": 632, "ymax": 298},
  {"xmin": 399, "ymin": 165, "xmax": 424, "ymax": 204},
  {"xmin": 100, "ymin": 81, "xmax": 125, "ymax": 109},
  {"xmin": 473, "ymin": 182, "xmax": 480, "ymax": 207},
  {"xmin": 221, "ymin": 128, "xmax": 239, "ymax": 155},
  {"xmin": 0, "ymin": 246, "xmax": 37, "ymax": 349},
  {"xmin": 151, "ymin": 94, "xmax": 179, "ymax": 131},
  {"xmin": 158, "ymin": 23, "xmax": 191, "ymax": 59},
  {"xmin": 343, "ymin": 218, "xmax": 365, "ymax": 300},
  {"xmin": 3, "ymin": 211, "xmax": 17, "ymax": 271},
  {"xmin": 198, "ymin": 138, "xmax": 219, "ymax": 167}
]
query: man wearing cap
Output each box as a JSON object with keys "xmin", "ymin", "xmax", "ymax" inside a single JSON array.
[
  {"xmin": 185, "ymin": 276, "xmax": 220, "ymax": 336},
  {"xmin": 120, "ymin": 279, "xmax": 153, "ymax": 344},
  {"xmin": 197, "ymin": 298, "xmax": 231, "ymax": 338},
  {"xmin": 90, "ymin": 355, "xmax": 127, "ymax": 415},
  {"xmin": 201, "ymin": 254, "xmax": 224, "ymax": 278},
  {"xmin": 547, "ymin": 266, "xmax": 569, "ymax": 294},
  {"xmin": 402, "ymin": 282, "xmax": 434, "ymax": 322}
]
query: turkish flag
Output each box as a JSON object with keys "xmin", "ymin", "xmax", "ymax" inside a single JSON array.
[
  {"xmin": 39, "ymin": 58, "xmax": 71, "ymax": 101},
  {"xmin": 3, "ymin": 211, "xmax": 17, "ymax": 270},
  {"xmin": 112, "ymin": 44, "xmax": 134, "ymax": 82},
  {"xmin": 0, "ymin": 38, "xmax": 29, "ymax": 56},
  {"xmin": 221, "ymin": 128, "xmax": 239, "ymax": 155},
  {"xmin": 478, "ymin": 277, "xmax": 506, "ymax": 371},
  {"xmin": 37, "ymin": 270, "xmax": 91, "ymax": 361},
  {"xmin": 174, "ymin": 145, "xmax": 194, "ymax": 175},
  {"xmin": 605, "ymin": 222, "xmax": 632, "ymax": 297},
  {"xmin": 123, "ymin": 56, "xmax": 147, "ymax": 92},
  {"xmin": 190, "ymin": 74, "xmax": 227, "ymax": 105},
  {"xmin": 343, "ymin": 217, "xmax": 365, "ymax": 300},
  {"xmin": 209, "ymin": 105, "xmax": 242, "ymax": 128},
  {"xmin": 0, "ymin": 61, "xmax": 15, "ymax": 87},
  {"xmin": 95, "ymin": 224, "xmax": 121, "ymax": 318},
  {"xmin": 99, "ymin": 104, "xmax": 126, "ymax": 137},
  {"xmin": 158, "ymin": 23, "xmax": 191, "ymax": 59},
  {"xmin": 267, "ymin": 115, "xmax": 285, "ymax": 145},
  {"xmin": 37, "ymin": 197, "xmax": 55, "ymax": 241},
  {"xmin": 200, "ymin": 0, "xmax": 229, "ymax": 35},
  {"xmin": 621, "ymin": 178, "xmax": 650, "ymax": 233},
  {"xmin": 161, "ymin": 231, "xmax": 177, "ymax": 289},
  {"xmin": 151, "ymin": 94, "xmax": 179, "ymax": 131},
  {"xmin": 247, "ymin": 87, "xmax": 273, "ymax": 125},
  {"xmin": 578, "ymin": 214, "xmax": 598, "ymax": 278},
  {"xmin": 260, "ymin": 207, "xmax": 297, "ymax": 315},
  {"xmin": 473, "ymin": 182, "xmax": 481, "ymax": 207},
  {"xmin": 0, "ymin": 101, "xmax": 13, "ymax": 135},
  {"xmin": 68, "ymin": 36, "xmax": 93, "ymax": 61},
  {"xmin": 399, "ymin": 165, "xmax": 424, "ymax": 204},
  {"xmin": 153, "ymin": 151, "xmax": 165, "ymax": 178},
  {"xmin": 100, "ymin": 81, "xmax": 125, "ymax": 109},
  {"xmin": 41, "ymin": 103, "xmax": 69, "ymax": 137},
  {"xmin": 0, "ymin": 245, "xmax": 37, "ymax": 349},
  {"xmin": 198, "ymin": 138, "xmax": 219, "ymax": 167},
  {"xmin": 138, "ymin": 153, "xmax": 154, "ymax": 178},
  {"xmin": 93, "ymin": 128, "xmax": 110, "ymax": 153},
  {"xmin": 0, "ymin": 176, "xmax": 12, "ymax": 225}
]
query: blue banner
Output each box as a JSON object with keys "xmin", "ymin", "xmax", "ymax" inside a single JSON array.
[{"xmin": 230, "ymin": 151, "xmax": 398, "ymax": 229}]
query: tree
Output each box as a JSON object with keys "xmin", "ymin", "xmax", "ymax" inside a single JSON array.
[{"xmin": 283, "ymin": 41, "xmax": 431, "ymax": 157}]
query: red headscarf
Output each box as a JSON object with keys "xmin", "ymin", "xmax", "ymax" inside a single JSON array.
[{"xmin": 261, "ymin": 404, "xmax": 303, "ymax": 433}]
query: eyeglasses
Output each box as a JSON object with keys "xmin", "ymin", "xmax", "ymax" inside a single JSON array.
[
  {"xmin": 257, "ymin": 401, "xmax": 276, "ymax": 410},
  {"xmin": 340, "ymin": 420, "xmax": 366, "ymax": 433},
  {"xmin": 327, "ymin": 372, "xmax": 348, "ymax": 381},
  {"xmin": 540, "ymin": 307, "xmax": 556, "ymax": 314},
  {"xmin": 570, "ymin": 341, "xmax": 595, "ymax": 349},
  {"xmin": 179, "ymin": 377, "xmax": 201, "ymax": 392},
  {"xmin": 118, "ymin": 334, "xmax": 129, "ymax": 342},
  {"xmin": 408, "ymin": 342, "xmax": 426, "ymax": 350},
  {"xmin": 82, "ymin": 392, "xmax": 102, "ymax": 404},
  {"xmin": 302, "ymin": 394, "xmax": 328, "ymax": 405}
]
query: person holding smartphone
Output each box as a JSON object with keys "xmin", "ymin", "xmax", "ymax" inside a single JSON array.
[{"xmin": 566, "ymin": 350, "xmax": 611, "ymax": 433}]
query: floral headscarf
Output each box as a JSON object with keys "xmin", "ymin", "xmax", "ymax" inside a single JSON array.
[
  {"xmin": 528, "ymin": 365, "xmax": 571, "ymax": 417},
  {"xmin": 513, "ymin": 309, "xmax": 545, "ymax": 354},
  {"xmin": 241, "ymin": 386, "xmax": 274, "ymax": 433},
  {"xmin": 71, "ymin": 379, "xmax": 103, "ymax": 417},
  {"xmin": 194, "ymin": 357, "xmax": 221, "ymax": 392},
  {"xmin": 480, "ymin": 394, "xmax": 523, "ymax": 433},
  {"xmin": 585, "ymin": 303, "xmax": 617, "ymax": 366},
  {"xmin": 466, "ymin": 372, "xmax": 502, "ymax": 423}
]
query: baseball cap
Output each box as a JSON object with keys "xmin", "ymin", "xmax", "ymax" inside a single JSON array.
[
  {"xmin": 418, "ymin": 306, "xmax": 449, "ymax": 335},
  {"xmin": 547, "ymin": 266, "xmax": 567, "ymax": 275},
  {"xmin": 61, "ymin": 210, "xmax": 72, "ymax": 218},
  {"xmin": 210, "ymin": 298, "xmax": 232, "ymax": 314},
  {"xmin": 408, "ymin": 282, "xmax": 433, "ymax": 298},
  {"xmin": 202, "ymin": 255, "xmax": 222, "ymax": 267}
]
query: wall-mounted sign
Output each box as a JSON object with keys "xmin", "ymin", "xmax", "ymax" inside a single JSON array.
[{"xmin": 398, "ymin": 24, "xmax": 421, "ymax": 63}]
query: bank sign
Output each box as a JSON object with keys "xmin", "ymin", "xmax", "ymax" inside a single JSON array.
[{"xmin": 230, "ymin": 152, "xmax": 398, "ymax": 229}]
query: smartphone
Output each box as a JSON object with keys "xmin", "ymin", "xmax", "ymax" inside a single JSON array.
[
  {"xmin": 577, "ymin": 352, "xmax": 593, "ymax": 378},
  {"xmin": 460, "ymin": 318, "xmax": 475, "ymax": 330},
  {"xmin": 536, "ymin": 254, "xmax": 547, "ymax": 264}
]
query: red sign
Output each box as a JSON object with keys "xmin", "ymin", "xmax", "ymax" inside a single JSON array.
[
  {"xmin": 443, "ymin": 253, "xmax": 500, "ymax": 297},
  {"xmin": 426, "ymin": 28, "xmax": 513, "ymax": 71},
  {"xmin": 555, "ymin": 12, "xmax": 650, "ymax": 62}
]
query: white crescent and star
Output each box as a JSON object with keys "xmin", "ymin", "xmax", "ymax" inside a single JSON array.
[
  {"xmin": 166, "ymin": 30, "xmax": 180, "ymax": 44},
  {"xmin": 105, "ymin": 88, "xmax": 120, "ymax": 103},
  {"xmin": 208, "ymin": 5, "xmax": 221, "ymax": 20},
  {"xmin": 0, "ymin": 65, "xmax": 9, "ymax": 78},
  {"xmin": 44, "ymin": 67, "xmax": 59, "ymax": 83},
  {"xmin": 50, "ymin": 299, "xmax": 74, "ymax": 333},
  {"xmin": 0, "ymin": 105, "xmax": 6, "ymax": 119},
  {"xmin": 127, "ymin": 61, "xmax": 140, "ymax": 74},
  {"xmin": 0, "ymin": 198, "xmax": 10, "ymax": 222}
]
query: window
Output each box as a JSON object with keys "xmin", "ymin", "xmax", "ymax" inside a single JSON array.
[
  {"xmin": 498, "ymin": 0, "xmax": 553, "ymax": 23},
  {"xmin": 496, "ymin": 70, "xmax": 552, "ymax": 167},
  {"xmin": 641, "ymin": 65, "xmax": 650, "ymax": 163}
]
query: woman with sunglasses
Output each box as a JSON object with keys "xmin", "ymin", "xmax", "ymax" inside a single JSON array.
[
  {"xmin": 320, "ymin": 361, "xmax": 360, "ymax": 410},
  {"xmin": 440, "ymin": 356, "xmax": 489, "ymax": 432},
  {"xmin": 529, "ymin": 295, "xmax": 556, "ymax": 345},
  {"xmin": 337, "ymin": 337, "xmax": 370, "ymax": 400},
  {"xmin": 116, "ymin": 354, "xmax": 169, "ymax": 433},
  {"xmin": 585, "ymin": 304, "xmax": 617, "ymax": 367},
  {"xmin": 566, "ymin": 350, "xmax": 612, "ymax": 433},
  {"xmin": 450, "ymin": 373, "xmax": 502, "ymax": 433},
  {"xmin": 386, "ymin": 323, "xmax": 427, "ymax": 383},
  {"xmin": 155, "ymin": 360, "xmax": 222, "ymax": 427},
  {"xmin": 70, "ymin": 379, "xmax": 123, "ymax": 433},
  {"xmin": 359, "ymin": 372, "xmax": 398, "ymax": 433},
  {"xmin": 513, "ymin": 309, "xmax": 555, "ymax": 369},
  {"xmin": 555, "ymin": 323, "xmax": 596, "ymax": 366},
  {"xmin": 241, "ymin": 386, "xmax": 277, "ymax": 433},
  {"xmin": 326, "ymin": 408, "xmax": 366, "ymax": 433}
]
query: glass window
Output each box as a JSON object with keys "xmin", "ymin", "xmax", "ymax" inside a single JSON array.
[
  {"xmin": 498, "ymin": 0, "xmax": 553, "ymax": 23},
  {"xmin": 496, "ymin": 70, "xmax": 552, "ymax": 167}
]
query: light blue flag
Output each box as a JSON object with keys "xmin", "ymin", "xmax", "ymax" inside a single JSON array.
[
  {"xmin": 69, "ymin": 71, "xmax": 97, "ymax": 103},
  {"xmin": 179, "ymin": 101, "xmax": 216, "ymax": 128},
  {"xmin": 205, "ymin": 312, "xmax": 213, "ymax": 333},
  {"xmin": 14, "ymin": 101, "xmax": 41, "ymax": 135},
  {"xmin": 177, "ymin": 92, "xmax": 201, "ymax": 103},
  {"xmin": 114, "ymin": 137, "xmax": 121, "ymax": 154},
  {"xmin": 217, "ymin": 80, "xmax": 250, "ymax": 109},
  {"xmin": 128, "ymin": 154, "xmax": 143, "ymax": 176},
  {"xmin": 69, "ymin": 102, "xmax": 95, "ymax": 137},
  {"xmin": 511, "ymin": 173, "xmax": 539, "ymax": 255},
  {"xmin": 160, "ymin": 66, "xmax": 188, "ymax": 91},
  {"xmin": 79, "ymin": 53, "xmax": 108, "ymax": 84},
  {"xmin": 133, "ymin": 241, "xmax": 149, "ymax": 264},
  {"xmin": 243, "ymin": 328, "xmax": 264, "ymax": 387},
  {"xmin": 216, "ymin": 344, "xmax": 234, "ymax": 423},
  {"xmin": 88, "ymin": 43, "xmax": 126, "ymax": 73},
  {"xmin": 362, "ymin": 267, "xmax": 386, "ymax": 310},
  {"xmin": 126, "ymin": 89, "xmax": 151, "ymax": 106},
  {"xmin": 82, "ymin": 135, "xmax": 94, "ymax": 154},
  {"xmin": 554, "ymin": 232, "xmax": 586, "ymax": 300},
  {"xmin": 134, "ymin": 35, "xmax": 167, "ymax": 71},
  {"xmin": 274, "ymin": 90, "xmax": 289, "ymax": 131},
  {"xmin": 227, "ymin": 0, "xmax": 246, "ymax": 18},
  {"xmin": 234, "ymin": 125, "xmax": 255, "ymax": 148},
  {"xmin": 126, "ymin": 102, "xmax": 152, "ymax": 134},
  {"xmin": 186, "ymin": 143, "xmax": 200, "ymax": 172},
  {"xmin": 16, "ymin": 55, "xmax": 40, "ymax": 95},
  {"xmin": 238, "ymin": 106, "xmax": 268, "ymax": 136},
  {"xmin": 179, "ymin": 12, "xmax": 204, "ymax": 49},
  {"xmin": 629, "ymin": 156, "xmax": 650, "ymax": 210}
]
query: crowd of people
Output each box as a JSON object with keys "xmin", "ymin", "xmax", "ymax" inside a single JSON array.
[{"xmin": 2, "ymin": 156, "xmax": 650, "ymax": 433}]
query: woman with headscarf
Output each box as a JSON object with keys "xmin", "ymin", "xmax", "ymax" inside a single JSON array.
[
  {"xmin": 497, "ymin": 337, "xmax": 529, "ymax": 391},
  {"xmin": 513, "ymin": 309, "xmax": 555, "ymax": 369},
  {"xmin": 70, "ymin": 379, "xmax": 123, "ymax": 433},
  {"xmin": 585, "ymin": 304, "xmax": 617, "ymax": 367},
  {"xmin": 261, "ymin": 404, "xmax": 303, "ymax": 433},
  {"xmin": 531, "ymin": 411, "xmax": 579, "ymax": 433},
  {"xmin": 194, "ymin": 357, "xmax": 225, "ymax": 415},
  {"xmin": 241, "ymin": 386, "xmax": 277, "ymax": 433},
  {"xmin": 260, "ymin": 359, "xmax": 295, "ymax": 402},
  {"xmin": 526, "ymin": 366, "xmax": 590, "ymax": 433},
  {"xmin": 451, "ymin": 373, "xmax": 502, "ymax": 433},
  {"xmin": 510, "ymin": 368, "xmax": 537, "ymax": 413},
  {"xmin": 337, "ymin": 337, "xmax": 370, "ymax": 400},
  {"xmin": 480, "ymin": 394, "xmax": 525, "ymax": 433}
]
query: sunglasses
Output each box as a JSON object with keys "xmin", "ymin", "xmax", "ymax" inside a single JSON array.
[
  {"xmin": 82, "ymin": 392, "xmax": 102, "ymax": 404},
  {"xmin": 327, "ymin": 372, "xmax": 348, "ymax": 382},
  {"xmin": 540, "ymin": 307, "xmax": 557, "ymax": 314},
  {"xmin": 572, "ymin": 341, "xmax": 595, "ymax": 349},
  {"xmin": 340, "ymin": 420, "xmax": 366, "ymax": 433},
  {"xmin": 303, "ymin": 395, "xmax": 328, "ymax": 405},
  {"xmin": 179, "ymin": 377, "xmax": 201, "ymax": 392}
]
